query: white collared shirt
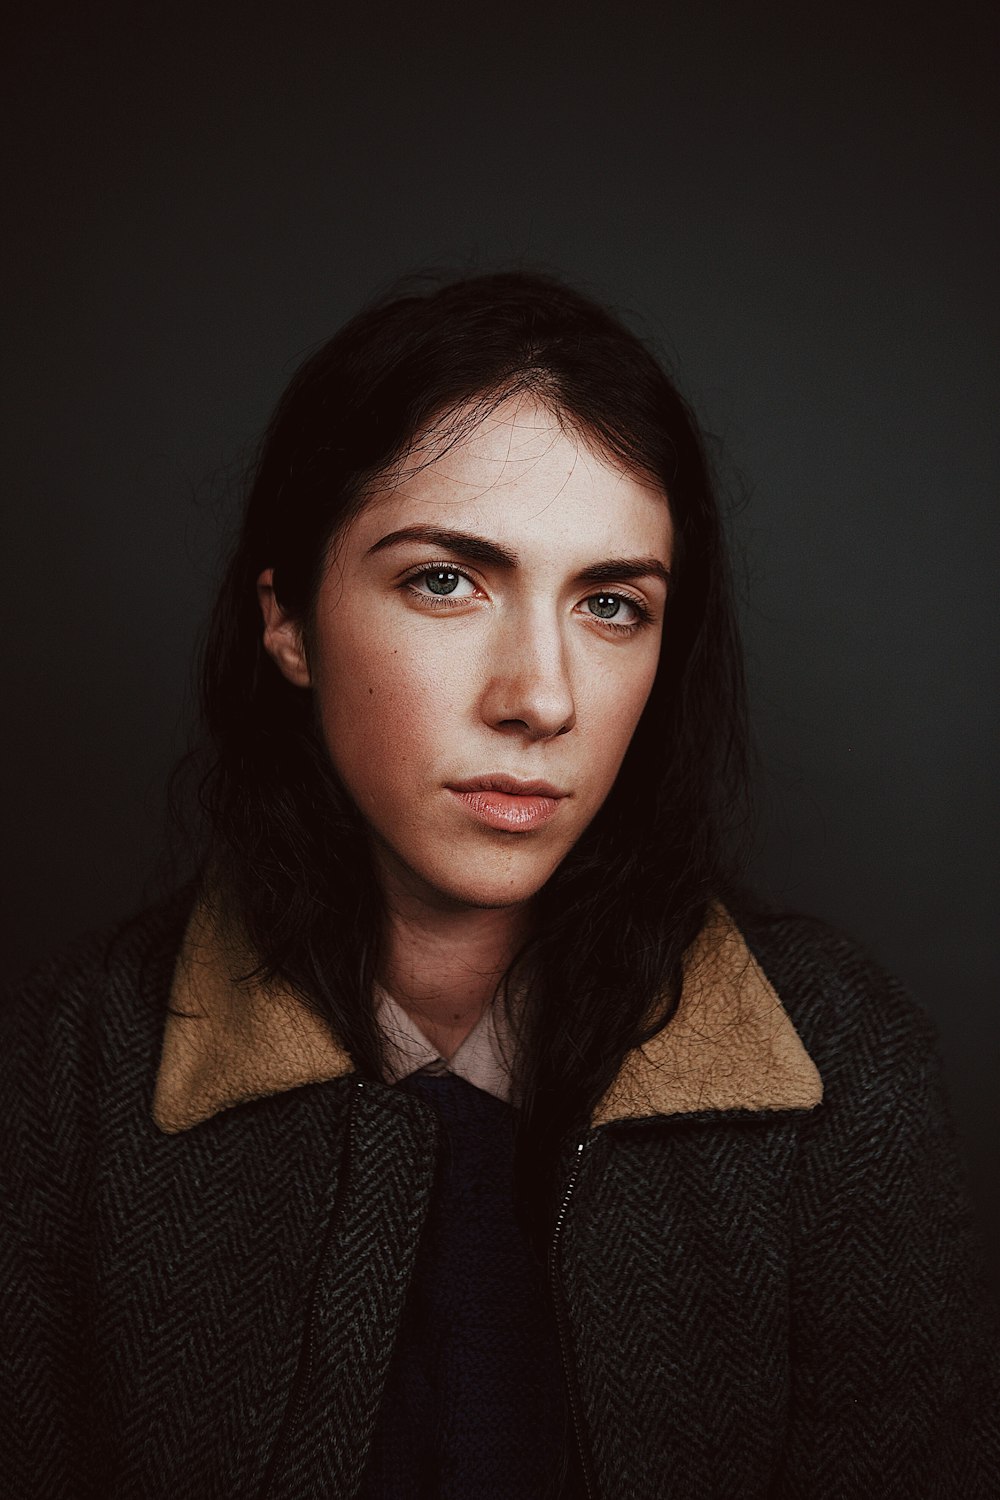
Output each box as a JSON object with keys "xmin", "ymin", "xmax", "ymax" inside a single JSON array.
[{"xmin": 374, "ymin": 987, "xmax": 515, "ymax": 1104}]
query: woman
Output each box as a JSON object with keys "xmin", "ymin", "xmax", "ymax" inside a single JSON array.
[{"xmin": 2, "ymin": 271, "xmax": 998, "ymax": 1499}]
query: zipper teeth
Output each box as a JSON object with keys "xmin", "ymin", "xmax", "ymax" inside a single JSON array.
[
  {"xmin": 263, "ymin": 1094, "xmax": 597, "ymax": 1497},
  {"xmin": 257, "ymin": 1082, "xmax": 362, "ymax": 1500},
  {"xmin": 549, "ymin": 1137, "xmax": 597, "ymax": 1500}
]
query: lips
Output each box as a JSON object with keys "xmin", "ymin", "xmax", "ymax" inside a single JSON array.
[
  {"xmin": 446, "ymin": 775, "xmax": 568, "ymax": 832},
  {"xmin": 449, "ymin": 774, "xmax": 568, "ymax": 798}
]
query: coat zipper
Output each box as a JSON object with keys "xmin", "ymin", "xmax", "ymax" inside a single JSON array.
[
  {"xmin": 256, "ymin": 1081, "xmax": 362, "ymax": 1500},
  {"xmin": 549, "ymin": 1135, "xmax": 597, "ymax": 1500},
  {"xmin": 261, "ymin": 1094, "xmax": 596, "ymax": 1498}
]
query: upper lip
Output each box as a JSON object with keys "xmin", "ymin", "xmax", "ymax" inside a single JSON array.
[{"xmin": 448, "ymin": 775, "xmax": 569, "ymax": 798}]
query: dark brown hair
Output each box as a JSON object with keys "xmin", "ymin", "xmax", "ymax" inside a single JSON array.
[{"xmin": 184, "ymin": 269, "xmax": 752, "ymax": 1253}]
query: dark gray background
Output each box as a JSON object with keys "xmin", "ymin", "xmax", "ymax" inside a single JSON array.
[{"xmin": 3, "ymin": 1, "xmax": 997, "ymax": 1288}]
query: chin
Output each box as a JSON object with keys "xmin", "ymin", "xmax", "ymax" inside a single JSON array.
[
  {"xmin": 370, "ymin": 824, "xmax": 568, "ymax": 912},
  {"xmin": 411, "ymin": 851, "xmax": 562, "ymax": 912},
  {"xmin": 468, "ymin": 884, "xmax": 546, "ymax": 910},
  {"xmin": 435, "ymin": 872, "xmax": 552, "ymax": 911}
]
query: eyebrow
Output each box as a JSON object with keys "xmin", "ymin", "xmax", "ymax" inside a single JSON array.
[{"xmin": 366, "ymin": 525, "xmax": 672, "ymax": 588}]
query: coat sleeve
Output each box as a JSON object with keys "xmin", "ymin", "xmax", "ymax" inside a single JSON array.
[
  {"xmin": 0, "ymin": 970, "xmax": 94, "ymax": 1500},
  {"xmin": 775, "ymin": 957, "xmax": 1000, "ymax": 1498}
]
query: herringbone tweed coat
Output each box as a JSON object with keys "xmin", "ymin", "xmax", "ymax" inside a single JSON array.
[{"xmin": 2, "ymin": 887, "xmax": 998, "ymax": 1499}]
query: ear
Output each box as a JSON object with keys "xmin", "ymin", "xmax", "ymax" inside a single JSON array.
[{"xmin": 256, "ymin": 568, "xmax": 311, "ymax": 688}]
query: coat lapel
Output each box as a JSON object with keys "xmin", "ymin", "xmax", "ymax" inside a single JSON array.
[{"xmin": 152, "ymin": 898, "xmax": 822, "ymax": 1135}]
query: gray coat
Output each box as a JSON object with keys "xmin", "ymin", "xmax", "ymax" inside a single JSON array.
[{"xmin": 2, "ymin": 889, "xmax": 998, "ymax": 1498}]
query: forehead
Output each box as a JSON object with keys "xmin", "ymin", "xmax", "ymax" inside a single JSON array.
[{"xmin": 346, "ymin": 393, "xmax": 673, "ymax": 559}]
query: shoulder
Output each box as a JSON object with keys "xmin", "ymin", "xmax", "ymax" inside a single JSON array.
[
  {"xmin": 731, "ymin": 910, "xmax": 981, "ymax": 1230},
  {"xmin": 1, "ymin": 888, "xmax": 196, "ymax": 1152},
  {"xmin": 733, "ymin": 905, "xmax": 946, "ymax": 1120},
  {"xmin": 2, "ymin": 885, "xmax": 196, "ymax": 1037},
  {"xmin": 737, "ymin": 905, "xmax": 937, "ymax": 1051}
]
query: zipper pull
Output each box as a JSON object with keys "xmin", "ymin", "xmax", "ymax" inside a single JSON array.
[{"xmin": 549, "ymin": 1136, "xmax": 597, "ymax": 1499}]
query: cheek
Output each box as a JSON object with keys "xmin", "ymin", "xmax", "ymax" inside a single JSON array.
[
  {"xmin": 310, "ymin": 615, "xmax": 466, "ymax": 781},
  {"xmin": 583, "ymin": 644, "xmax": 660, "ymax": 771}
]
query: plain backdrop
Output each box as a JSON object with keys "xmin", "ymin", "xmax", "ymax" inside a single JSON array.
[{"xmin": 3, "ymin": 0, "xmax": 998, "ymax": 1291}]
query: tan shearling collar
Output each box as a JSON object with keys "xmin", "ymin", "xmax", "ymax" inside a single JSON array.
[{"xmin": 152, "ymin": 899, "xmax": 823, "ymax": 1135}]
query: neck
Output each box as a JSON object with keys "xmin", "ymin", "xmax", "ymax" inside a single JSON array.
[{"xmin": 375, "ymin": 862, "xmax": 533, "ymax": 1060}]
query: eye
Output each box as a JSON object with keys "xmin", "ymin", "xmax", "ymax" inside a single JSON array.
[
  {"xmin": 580, "ymin": 591, "xmax": 651, "ymax": 631},
  {"xmin": 587, "ymin": 593, "xmax": 626, "ymax": 620},
  {"xmin": 403, "ymin": 565, "xmax": 479, "ymax": 603},
  {"xmin": 423, "ymin": 568, "xmax": 462, "ymax": 596}
]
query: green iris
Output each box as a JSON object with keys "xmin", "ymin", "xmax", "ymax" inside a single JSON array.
[
  {"xmin": 588, "ymin": 594, "xmax": 621, "ymax": 619},
  {"xmin": 425, "ymin": 569, "xmax": 460, "ymax": 595}
]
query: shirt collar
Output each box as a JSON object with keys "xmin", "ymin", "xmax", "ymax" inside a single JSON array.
[
  {"xmin": 152, "ymin": 898, "xmax": 823, "ymax": 1134},
  {"xmin": 375, "ymin": 986, "xmax": 514, "ymax": 1100}
]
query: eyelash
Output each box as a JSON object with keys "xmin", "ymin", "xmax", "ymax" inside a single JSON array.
[{"xmin": 399, "ymin": 564, "xmax": 655, "ymax": 635}]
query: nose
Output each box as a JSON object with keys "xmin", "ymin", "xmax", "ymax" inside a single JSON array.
[{"xmin": 479, "ymin": 604, "xmax": 577, "ymax": 741}]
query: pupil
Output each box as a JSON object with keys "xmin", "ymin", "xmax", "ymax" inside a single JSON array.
[
  {"xmin": 590, "ymin": 594, "xmax": 620, "ymax": 619},
  {"xmin": 426, "ymin": 569, "xmax": 459, "ymax": 595}
]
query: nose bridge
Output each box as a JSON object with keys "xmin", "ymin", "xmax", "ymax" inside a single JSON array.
[{"xmin": 483, "ymin": 592, "xmax": 576, "ymax": 738}]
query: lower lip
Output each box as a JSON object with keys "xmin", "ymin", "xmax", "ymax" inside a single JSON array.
[{"xmin": 449, "ymin": 789, "xmax": 564, "ymax": 831}]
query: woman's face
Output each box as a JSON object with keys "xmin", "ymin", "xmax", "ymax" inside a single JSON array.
[{"xmin": 259, "ymin": 394, "xmax": 673, "ymax": 913}]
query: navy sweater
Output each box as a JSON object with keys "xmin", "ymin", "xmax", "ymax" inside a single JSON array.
[{"xmin": 358, "ymin": 1073, "xmax": 568, "ymax": 1499}]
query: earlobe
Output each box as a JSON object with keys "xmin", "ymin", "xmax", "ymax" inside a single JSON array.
[{"xmin": 256, "ymin": 567, "xmax": 311, "ymax": 688}]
